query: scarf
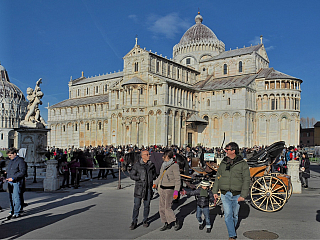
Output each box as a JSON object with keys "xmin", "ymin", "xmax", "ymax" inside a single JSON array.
[
  {"xmin": 162, "ymin": 158, "xmax": 174, "ymax": 170},
  {"xmin": 200, "ymin": 188, "xmax": 208, "ymax": 197}
]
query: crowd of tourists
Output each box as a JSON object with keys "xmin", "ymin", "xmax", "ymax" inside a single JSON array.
[{"xmin": 0, "ymin": 143, "xmax": 311, "ymax": 239}]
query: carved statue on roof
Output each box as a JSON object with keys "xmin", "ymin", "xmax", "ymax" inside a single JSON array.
[{"xmin": 20, "ymin": 78, "xmax": 47, "ymax": 128}]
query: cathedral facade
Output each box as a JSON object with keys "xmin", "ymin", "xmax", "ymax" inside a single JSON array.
[{"xmin": 47, "ymin": 13, "xmax": 302, "ymax": 148}]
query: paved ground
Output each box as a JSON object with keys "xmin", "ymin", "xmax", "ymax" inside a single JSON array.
[{"xmin": 0, "ymin": 165, "xmax": 320, "ymax": 240}]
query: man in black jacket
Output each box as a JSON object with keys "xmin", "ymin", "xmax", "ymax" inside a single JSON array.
[
  {"xmin": 129, "ymin": 150, "xmax": 156, "ymax": 230},
  {"xmin": 6, "ymin": 148, "xmax": 26, "ymax": 219}
]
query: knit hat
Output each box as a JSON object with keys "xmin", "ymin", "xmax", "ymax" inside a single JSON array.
[{"xmin": 200, "ymin": 180, "xmax": 210, "ymax": 187}]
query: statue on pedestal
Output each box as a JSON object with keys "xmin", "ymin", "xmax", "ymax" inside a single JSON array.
[{"xmin": 20, "ymin": 78, "xmax": 46, "ymax": 128}]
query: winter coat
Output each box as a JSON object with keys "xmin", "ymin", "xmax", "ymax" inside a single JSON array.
[
  {"xmin": 130, "ymin": 159, "xmax": 157, "ymax": 199},
  {"xmin": 6, "ymin": 156, "xmax": 26, "ymax": 183},
  {"xmin": 154, "ymin": 160, "xmax": 181, "ymax": 191},
  {"xmin": 187, "ymin": 188, "xmax": 215, "ymax": 208},
  {"xmin": 300, "ymin": 157, "xmax": 310, "ymax": 179},
  {"xmin": 212, "ymin": 155, "xmax": 250, "ymax": 198}
]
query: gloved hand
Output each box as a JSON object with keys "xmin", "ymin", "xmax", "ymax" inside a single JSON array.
[
  {"xmin": 152, "ymin": 184, "xmax": 157, "ymax": 189},
  {"xmin": 173, "ymin": 190, "xmax": 179, "ymax": 199}
]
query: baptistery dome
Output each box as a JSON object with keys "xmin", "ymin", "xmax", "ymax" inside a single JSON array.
[
  {"xmin": 0, "ymin": 63, "xmax": 28, "ymax": 148},
  {"xmin": 173, "ymin": 13, "xmax": 225, "ymax": 70},
  {"xmin": 0, "ymin": 64, "xmax": 25, "ymax": 101}
]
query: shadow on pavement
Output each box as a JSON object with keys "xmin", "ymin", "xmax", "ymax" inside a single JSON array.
[
  {"xmin": 236, "ymin": 201, "xmax": 250, "ymax": 230},
  {"xmin": 1, "ymin": 205, "xmax": 95, "ymax": 239}
]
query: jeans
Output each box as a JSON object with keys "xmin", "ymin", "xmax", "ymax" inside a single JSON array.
[
  {"xmin": 220, "ymin": 191, "xmax": 240, "ymax": 238},
  {"xmin": 196, "ymin": 206, "xmax": 211, "ymax": 228},
  {"xmin": 132, "ymin": 190, "xmax": 151, "ymax": 223},
  {"xmin": 8, "ymin": 182, "xmax": 22, "ymax": 215}
]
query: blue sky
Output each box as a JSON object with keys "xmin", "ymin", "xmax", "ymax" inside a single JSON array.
[{"xmin": 1, "ymin": 0, "xmax": 320, "ymax": 122}]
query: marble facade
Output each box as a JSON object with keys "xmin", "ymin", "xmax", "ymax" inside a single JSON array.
[{"xmin": 47, "ymin": 13, "xmax": 302, "ymax": 148}]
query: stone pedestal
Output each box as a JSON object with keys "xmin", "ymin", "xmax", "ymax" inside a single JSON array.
[
  {"xmin": 43, "ymin": 159, "xmax": 60, "ymax": 191},
  {"xmin": 15, "ymin": 127, "xmax": 50, "ymax": 175},
  {"xmin": 287, "ymin": 160, "xmax": 301, "ymax": 194}
]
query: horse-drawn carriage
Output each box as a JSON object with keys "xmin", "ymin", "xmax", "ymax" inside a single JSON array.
[{"xmin": 179, "ymin": 141, "xmax": 292, "ymax": 212}]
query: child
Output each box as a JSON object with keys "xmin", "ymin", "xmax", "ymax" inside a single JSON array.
[{"xmin": 181, "ymin": 180, "xmax": 214, "ymax": 233}]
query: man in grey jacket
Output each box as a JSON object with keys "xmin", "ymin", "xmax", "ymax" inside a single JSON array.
[{"xmin": 6, "ymin": 148, "xmax": 26, "ymax": 219}]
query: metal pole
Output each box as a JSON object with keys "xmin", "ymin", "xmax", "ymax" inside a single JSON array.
[
  {"xmin": 33, "ymin": 165, "xmax": 37, "ymax": 183},
  {"xmin": 75, "ymin": 167, "xmax": 78, "ymax": 189},
  {"xmin": 117, "ymin": 164, "xmax": 121, "ymax": 189}
]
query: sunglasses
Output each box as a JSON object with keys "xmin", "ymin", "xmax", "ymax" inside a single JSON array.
[{"xmin": 224, "ymin": 148, "xmax": 232, "ymax": 151}]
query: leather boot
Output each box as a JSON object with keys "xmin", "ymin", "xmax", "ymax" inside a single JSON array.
[
  {"xmin": 174, "ymin": 219, "xmax": 180, "ymax": 231},
  {"xmin": 160, "ymin": 222, "xmax": 171, "ymax": 231},
  {"xmin": 129, "ymin": 221, "xmax": 137, "ymax": 230}
]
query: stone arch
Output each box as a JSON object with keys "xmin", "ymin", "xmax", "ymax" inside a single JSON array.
[
  {"xmin": 149, "ymin": 110, "xmax": 154, "ymax": 115},
  {"xmin": 156, "ymin": 109, "xmax": 162, "ymax": 115},
  {"xmin": 233, "ymin": 112, "xmax": 241, "ymax": 119}
]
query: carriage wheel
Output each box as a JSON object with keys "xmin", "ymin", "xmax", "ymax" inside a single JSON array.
[
  {"xmin": 270, "ymin": 172, "xmax": 292, "ymax": 201},
  {"xmin": 250, "ymin": 176, "xmax": 288, "ymax": 212}
]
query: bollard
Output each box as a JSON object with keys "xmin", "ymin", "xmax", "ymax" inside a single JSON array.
[{"xmin": 287, "ymin": 160, "xmax": 301, "ymax": 193}]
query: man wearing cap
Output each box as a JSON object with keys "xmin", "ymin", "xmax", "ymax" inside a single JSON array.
[
  {"xmin": 129, "ymin": 150, "xmax": 157, "ymax": 230},
  {"xmin": 212, "ymin": 142, "xmax": 250, "ymax": 240}
]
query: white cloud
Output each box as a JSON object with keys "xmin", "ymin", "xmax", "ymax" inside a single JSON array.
[
  {"xmin": 128, "ymin": 14, "xmax": 138, "ymax": 22},
  {"xmin": 266, "ymin": 46, "xmax": 275, "ymax": 51},
  {"xmin": 248, "ymin": 36, "xmax": 274, "ymax": 51},
  {"xmin": 147, "ymin": 13, "xmax": 190, "ymax": 39}
]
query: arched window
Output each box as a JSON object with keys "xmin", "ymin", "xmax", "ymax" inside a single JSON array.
[
  {"xmin": 99, "ymin": 122, "xmax": 102, "ymax": 130},
  {"xmin": 86, "ymin": 123, "xmax": 90, "ymax": 130},
  {"xmin": 207, "ymin": 99, "xmax": 210, "ymax": 106},
  {"xmin": 228, "ymin": 98, "xmax": 231, "ymax": 105},
  {"xmin": 134, "ymin": 62, "xmax": 139, "ymax": 72},
  {"xmin": 186, "ymin": 58, "xmax": 191, "ymax": 65},
  {"xmin": 75, "ymin": 123, "xmax": 77, "ymax": 131},
  {"xmin": 223, "ymin": 64, "xmax": 228, "ymax": 75},
  {"xmin": 105, "ymin": 84, "xmax": 108, "ymax": 92},
  {"xmin": 239, "ymin": 61, "xmax": 243, "ymax": 72}
]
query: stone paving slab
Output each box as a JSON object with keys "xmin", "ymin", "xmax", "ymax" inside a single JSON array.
[{"xmin": 0, "ymin": 165, "xmax": 319, "ymax": 239}]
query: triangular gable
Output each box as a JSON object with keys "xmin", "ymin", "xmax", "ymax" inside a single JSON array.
[
  {"xmin": 123, "ymin": 44, "xmax": 149, "ymax": 58},
  {"xmin": 257, "ymin": 44, "xmax": 269, "ymax": 63}
]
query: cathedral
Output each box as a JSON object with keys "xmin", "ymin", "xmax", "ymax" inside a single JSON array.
[{"xmin": 47, "ymin": 13, "xmax": 302, "ymax": 149}]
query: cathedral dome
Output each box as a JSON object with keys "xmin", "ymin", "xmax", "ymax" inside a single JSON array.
[
  {"xmin": 179, "ymin": 13, "xmax": 219, "ymax": 46},
  {"xmin": 173, "ymin": 13, "xmax": 225, "ymax": 70}
]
